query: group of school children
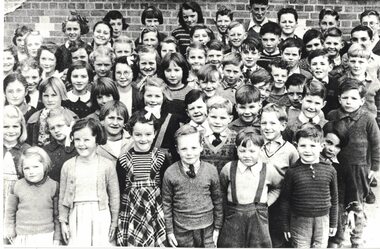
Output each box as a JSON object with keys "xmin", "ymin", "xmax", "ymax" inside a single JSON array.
[{"xmin": 3, "ymin": 0, "xmax": 380, "ymax": 247}]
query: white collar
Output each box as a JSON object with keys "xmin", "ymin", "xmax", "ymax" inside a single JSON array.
[
  {"xmin": 299, "ymin": 111, "xmax": 321, "ymax": 124},
  {"xmin": 237, "ymin": 160, "xmax": 262, "ymax": 174},
  {"xmin": 67, "ymin": 90, "xmax": 91, "ymax": 102},
  {"xmin": 301, "ymin": 158, "xmax": 320, "ymax": 164},
  {"xmin": 247, "ymin": 17, "xmax": 269, "ymax": 31},
  {"xmin": 182, "ymin": 160, "xmax": 201, "ymax": 174}
]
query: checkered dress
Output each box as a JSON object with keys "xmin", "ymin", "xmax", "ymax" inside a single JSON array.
[{"xmin": 116, "ymin": 148, "xmax": 166, "ymax": 247}]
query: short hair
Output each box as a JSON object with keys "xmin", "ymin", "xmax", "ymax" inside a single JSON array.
[
  {"xmin": 66, "ymin": 60, "xmax": 94, "ymax": 86},
  {"xmin": 3, "ymin": 72, "xmax": 30, "ymax": 105},
  {"xmin": 216, "ymin": 5, "xmax": 233, "ymax": 20},
  {"xmin": 71, "ymin": 118, "xmax": 107, "ymax": 145},
  {"xmin": 99, "ymin": 100, "xmax": 129, "ymax": 123},
  {"xmin": 160, "ymin": 36, "xmax": 179, "ymax": 50},
  {"xmin": 141, "ymin": 6, "xmax": 164, "ymax": 25},
  {"xmin": 307, "ymin": 49, "xmax": 332, "ymax": 64},
  {"xmin": 322, "ymin": 27, "xmax": 342, "ymax": 40},
  {"xmin": 36, "ymin": 42, "xmax": 59, "ymax": 71},
  {"xmin": 89, "ymin": 45, "xmax": 116, "ymax": 66},
  {"xmin": 235, "ymin": 127, "xmax": 264, "ymax": 147},
  {"xmin": 227, "ymin": 21, "xmax": 245, "ymax": 33},
  {"xmin": 206, "ymin": 95, "xmax": 233, "ymax": 114},
  {"xmin": 351, "ymin": 25, "xmax": 373, "ymax": 40},
  {"xmin": 62, "ymin": 11, "xmax": 90, "ymax": 35},
  {"xmin": 277, "ymin": 7, "xmax": 298, "ymax": 22},
  {"xmin": 178, "ymin": 1, "xmax": 204, "ymax": 28},
  {"xmin": 360, "ymin": 9, "xmax": 380, "ymax": 23},
  {"xmin": 347, "ymin": 43, "xmax": 371, "ymax": 59},
  {"xmin": 112, "ymin": 56, "xmax": 137, "ymax": 81},
  {"xmin": 91, "ymin": 77, "xmax": 120, "ymax": 110},
  {"xmin": 13, "ymin": 25, "xmax": 32, "ymax": 45},
  {"xmin": 235, "ymin": 85, "xmax": 261, "ymax": 104},
  {"xmin": 262, "ymin": 103, "xmax": 288, "ymax": 122},
  {"xmin": 295, "ymin": 123, "xmax": 323, "ymax": 143},
  {"xmin": 114, "ymin": 35, "xmax": 135, "ymax": 51},
  {"xmin": 69, "ymin": 42, "xmax": 92, "ymax": 56},
  {"xmin": 136, "ymin": 45, "xmax": 162, "ymax": 77},
  {"xmin": 39, "ymin": 76, "xmax": 68, "ymax": 102},
  {"xmin": 207, "ymin": 39, "xmax": 226, "ymax": 52},
  {"xmin": 319, "ymin": 8, "xmax": 339, "ymax": 22},
  {"xmin": 279, "ymin": 37, "xmax": 303, "ymax": 54},
  {"xmin": 222, "ymin": 52, "xmax": 243, "ymax": 68},
  {"xmin": 190, "ymin": 24, "xmax": 215, "ymax": 41},
  {"xmin": 285, "ymin": 73, "xmax": 308, "ymax": 90},
  {"xmin": 4, "ymin": 105, "xmax": 28, "ymax": 144},
  {"xmin": 197, "ymin": 64, "xmax": 221, "ymax": 82},
  {"xmin": 269, "ymin": 58, "xmax": 289, "ymax": 73},
  {"xmin": 160, "ymin": 52, "xmax": 189, "ymax": 85},
  {"xmin": 174, "ymin": 124, "xmax": 202, "ymax": 146},
  {"xmin": 249, "ymin": 0, "xmax": 269, "ymax": 6},
  {"xmin": 185, "ymin": 42, "xmax": 207, "ymax": 59},
  {"xmin": 141, "ymin": 76, "xmax": 172, "ymax": 101},
  {"xmin": 126, "ymin": 110, "xmax": 159, "ymax": 134},
  {"xmin": 250, "ymin": 69, "xmax": 272, "ymax": 85},
  {"xmin": 241, "ymin": 38, "xmax": 262, "ymax": 53},
  {"xmin": 92, "ymin": 21, "xmax": 113, "ymax": 39},
  {"xmin": 103, "ymin": 10, "xmax": 129, "ymax": 30},
  {"xmin": 24, "ymin": 30, "xmax": 43, "ymax": 47},
  {"xmin": 17, "ymin": 58, "xmax": 43, "ymax": 76},
  {"xmin": 260, "ymin": 22, "xmax": 281, "ymax": 37},
  {"xmin": 140, "ymin": 27, "xmax": 162, "ymax": 45},
  {"xmin": 19, "ymin": 146, "xmax": 52, "ymax": 178},
  {"xmin": 338, "ymin": 78, "xmax": 366, "ymax": 98},
  {"xmin": 46, "ymin": 107, "xmax": 76, "ymax": 128},
  {"xmin": 302, "ymin": 29, "xmax": 323, "ymax": 46},
  {"xmin": 304, "ymin": 80, "xmax": 327, "ymax": 100},
  {"xmin": 322, "ymin": 121, "xmax": 349, "ymax": 148},
  {"xmin": 185, "ymin": 89, "xmax": 207, "ymax": 107}
]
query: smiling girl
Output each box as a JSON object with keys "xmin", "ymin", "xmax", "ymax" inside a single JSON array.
[
  {"xmin": 91, "ymin": 21, "xmax": 113, "ymax": 50},
  {"xmin": 37, "ymin": 42, "xmax": 61, "ymax": 80}
]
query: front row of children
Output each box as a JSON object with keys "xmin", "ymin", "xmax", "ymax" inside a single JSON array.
[{"xmin": 4, "ymin": 78, "xmax": 379, "ymax": 248}]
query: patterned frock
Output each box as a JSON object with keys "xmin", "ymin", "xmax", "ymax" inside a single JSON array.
[{"xmin": 116, "ymin": 148, "xmax": 166, "ymax": 247}]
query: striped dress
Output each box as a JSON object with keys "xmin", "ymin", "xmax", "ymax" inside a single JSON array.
[{"xmin": 116, "ymin": 148, "xmax": 167, "ymax": 247}]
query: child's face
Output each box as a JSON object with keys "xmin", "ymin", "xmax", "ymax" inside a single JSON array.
[
  {"xmin": 339, "ymin": 89, "xmax": 365, "ymax": 113},
  {"xmin": 71, "ymin": 48, "xmax": 89, "ymax": 64},
  {"xmin": 287, "ymin": 85, "xmax": 304, "ymax": 108},
  {"xmin": 223, "ymin": 64, "xmax": 242, "ymax": 85},
  {"xmin": 256, "ymin": 81, "xmax": 271, "ymax": 102},
  {"xmin": 297, "ymin": 137, "xmax": 323, "ymax": 163},
  {"xmin": 187, "ymin": 48, "xmax": 206, "ymax": 72},
  {"xmin": 5, "ymin": 80, "xmax": 27, "ymax": 107},
  {"xmin": 351, "ymin": 31, "xmax": 373, "ymax": 50},
  {"xmin": 207, "ymin": 49, "xmax": 224, "ymax": 66},
  {"xmin": 103, "ymin": 110, "xmax": 125, "ymax": 137},
  {"xmin": 115, "ymin": 63, "xmax": 133, "ymax": 88},
  {"xmin": 182, "ymin": 8, "xmax": 199, "ymax": 28},
  {"xmin": 348, "ymin": 56, "xmax": 369, "ymax": 77},
  {"xmin": 310, "ymin": 55, "xmax": 332, "ymax": 80},
  {"xmin": 282, "ymin": 47, "xmax": 301, "ymax": 69},
  {"xmin": 192, "ymin": 29, "xmax": 210, "ymax": 45},
  {"xmin": 362, "ymin": 15, "xmax": 380, "ymax": 36},
  {"xmin": 320, "ymin": 14, "xmax": 339, "ymax": 33},
  {"xmin": 271, "ymin": 66, "xmax": 288, "ymax": 89},
  {"xmin": 94, "ymin": 55, "xmax": 112, "ymax": 77},
  {"xmin": 301, "ymin": 95, "xmax": 325, "ymax": 119},
  {"xmin": 236, "ymin": 101, "xmax": 261, "ymax": 124},
  {"xmin": 186, "ymin": 97, "xmax": 208, "ymax": 124},
  {"xmin": 47, "ymin": 116, "xmax": 69, "ymax": 142},
  {"xmin": 160, "ymin": 43, "xmax": 177, "ymax": 58},
  {"xmin": 43, "ymin": 86, "xmax": 62, "ymax": 110},
  {"xmin": 261, "ymin": 33, "xmax": 280, "ymax": 53},
  {"xmin": 132, "ymin": 122, "xmax": 155, "ymax": 152},
  {"xmin": 323, "ymin": 36, "xmax": 343, "ymax": 57},
  {"xmin": 242, "ymin": 49, "xmax": 260, "ymax": 68},
  {"xmin": 93, "ymin": 23, "xmax": 111, "ymax": 45},
  {"xmin": 237, "ymin": 140, "xmax": 260, "ymax": 167},
  {"xmin": 96, "ymin": 93, "xmax": 114, "ymax": 108},
  {"xmin": 260, "ymin": 111, "xmax": 286, "ymax": 141},
  {"xmin": 145, "ymin": 18, "xmax": 160, "ymax": 30},
  {"xmin": 22, "ymin": 155, "xmax": 45, "ymax": 183},
  {"xmin": 15, "ymin": 34, "xmax": 27, "ymax": 51},
  {"xmin": 3, "ymin": 117, "xmax": 22, "ymax": 145},
  {"xmin": 109, "ymin": 18, "xmax": 123, "ymax": 38},
  {"xmin": 26, "ymin": 35, "xmax": 42, "ymax": 58},
  {"xmin": 279, "ymin": 13, "xmax": 297, "ymax": 35},
  {"xmin": 73, "ymin": 127, "xmax": 97, "ymax": 158},
  {"xmin": 144, "ymin": 85, "xmax": 164, "ymax": 108},
  {"xmin": 40, "ymin": 50, "xmax": 56, "ymax": 74},
  {"xmin": 199, "ymin": 72, "xmax": 220, "ymax": 98},
  {"xmin": 323, "ymin": 133, "xmax": 341, "ymax": 159},
  {"xmin": 305, "ymin": 38, "xmax": 323, "ymax": 53},
  {"xmin": 21, "ymin": 68, "xmax": 41, "ymax": 93},
  {"xmin": 207, "ymin": 107, "xmax": 233, "ymax": 133},
  {"xmin": 164, "ymin": 61, "xmax": 183, "ymax": 86},
  {"xmin": 3, "ymin": 51, "xmax": 15, "ymax": 73},
  {"xmin": 65, "ymin": 21, "xmax": 81, "ymax": 42},
  {"xmin": 216, "ymin": 14, "xmax": 232, "ymax": 34},
  {"xmin": 142, "ymin": 31, "xmax": 159, "ymax": 49},
  {"xmin": 228, "ymin": 25, "xmax": 247, "ymax": 48},
  {"xmin": 114, "ymin": 43, "xmax": 133, "ymax": 58},
  {"xmin": 139, "ymin": 52, "xmax": 157, "ymax": 76},
  {"xmin": 251, "ymin": 4, "xmax": 269, "ymax": 23},
  {"xmin": 176, "ymin": 133, "xmax": 203, "ymax": 166},
  {"xmin": 71, "ymin": 68, "xmax": 89, "ymax": 93}
]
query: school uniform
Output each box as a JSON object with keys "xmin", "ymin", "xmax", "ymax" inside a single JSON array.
[
  {"xmin": 257, "ymin": 49, "xmax": 281, "ymax": 71},
  {"xmin": 65, "ymin": 91, "xmax": 93, "ymax": 118},
  {"xmin": 228, "ymin": 116, "xmax": 261, "ymax": 134},
  {"xmin": 172, "ymin": 26, "xmax": 191, "ymax": 56},
  {"xmin": 219, "ymin": 79, "xmax": 245, "ymax": 104},
  {"xmin": 244, "ymin": 18, "xmax": 272, "ymax": 41}
]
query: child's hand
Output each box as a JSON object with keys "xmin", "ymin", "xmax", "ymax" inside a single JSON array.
[
  {"xmin": 368, "ymin": 170, "xmax": 376, "ymax": 181},
  {"xmin": 60, "ymin": 222, "xmax": 70, "ymax": 244},
  {"xmin": 53, "ymin": 240, "xmax": 60, "ymax": 246},
  {"xmin": 347, "ymin": 211, "xmax": 356, "ymax": 230},
  {"xmin": 329, "ymin": 227, "xmax": 337, "ymax": 236},
  {"xmin": 212, "ymin": 229, "xmax": 219, "ymax": 246},
  {"xmin": 64, "ymin": 121, "xmax": 75, "ymax": 147},
  {"xmin": 284, "ymin": 232, "xmax": 291, "ymax": 241},
  {"xmin": 167, "ymin": 233, "xmax": 178, "ymax": 247},
  {"xmin": 108, "ymin": 226, "xmax": 116, "ymax": 242}
]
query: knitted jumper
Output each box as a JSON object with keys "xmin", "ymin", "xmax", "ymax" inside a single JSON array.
[{"xmin": 172, "ymin": 27, "xmax": 191, "ymax": 56}]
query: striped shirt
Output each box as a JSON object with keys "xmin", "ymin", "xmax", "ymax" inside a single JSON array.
[{"xmin": 172, "ymin": 27, "xmax": 191, "ymax": 55}]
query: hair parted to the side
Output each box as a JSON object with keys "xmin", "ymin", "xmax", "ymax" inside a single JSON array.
[
  {"xmin": 174, "ymin": 124, "xmax": 202, "ymax": 146},
  {"xmin": 206, "ymin": 95, "xmax": 233, "ymax": 115},
  {"xmin": 295, "ymin": 122, "xmax": 323, "ymax": 144},
  {"xmin": 235, "ymin": 127, "xmax": 264, "ymax": 147},
  {"xmin": 70, "ymin": 117, "xmax": 107, "ymax": 145},
  {"xmin": 338, "ymin": 78, "xmax": 366, "ymax": 98},
  {"xmin": 39, "ymin": 76, "xmax": 68, "ymax": 102},
  {"xmin": 18, "ymin": 146, "xmax": 52, "ymax": 178},
  {"xmin": 261, "ymin": 103, "xmax": 288, "ymax": 123},
  {"xmin": 322, "ymin": 121, "xmax": 349, "ymax": 148},
  {"xmin": 125, "ymin": 110, "xmax": 159, "ymax": 134},
  {"xmin": 235, "ymin": 84, "xmax": 261, "ymax": 104},
  {"xmin": 4, "ymin": 105, "xmax": 28, "ymax": 144},
  {"xmin": 99, "ymin": 100, "xmax": 129, "ymax": 125}
]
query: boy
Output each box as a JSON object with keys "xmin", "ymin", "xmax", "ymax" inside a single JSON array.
[
  {"xmin": 214, "ymin": 5, "xmax": 233, "ymax": 47},
  {"xmin": 218, "ymin": 128, "xmax": 282, "ymax": 247},
  {"xmin": 250, "ymin": 69, "xmax": 272, "ymax": 106},
  {"xmin": 260, "ymin": 103, "xmax": 299, "ymax": 247},
  {"xmin": 360, "ymin": 10, "xmax": 380, "ymax": 56},
  {"xmin": 219, "ymin": 53, "xmax": 245, "ymax": 104},
  {"xmin": 281, "ymin": 124, "xmax": 338, "ymax": 248},
  {"xmin": 18, "ymin": 58, "xmax": 42, "ymax": 109},
  {"xmin": 162, "ymin": 125, "xmax": 223, "ymax": 247},
  {"xmin": 226, "ymin": 21, "xmax": 247, "ymax": 53},
  {"xmin": 319, "ymin": 8, "xmax": 340, "ymax": 34},
  {"xmin": 198, "ymin": 64, "xmax": 223, "ymax": 99},
  {"xmin": 229, "ymin": 85, "xmax": 261, "ymax": 133},
  {"xmin": 245, "ymin": 0, "xmax": 270, "ymax": 40},
  {"xmin": 280, "ymin": 38, "xmax": 312, "ymax": 79},
  {"xmin": 257, "ymin": 22, "xmax": 282, "ymax": 71},
  {"xmin": 184, "ymin": 89, "xmax": 211, "ymax": 135},
  {"xmin": 206, "ymin": 39, "xmax": 225, "ymax": 68},
  {"xmin": 278, "ymin": 73, "xmax": 308, "ymax": 111},
  {"xmin": 277, "ymin": 7, "xmax": 301, "ymax": 42},
  {"xmin": 241, "ymin": 38, "xmax": 267, "ymax": 82},
  {"xmin": 267, "ymin": 58, "xmax": 289, "ymax": 105},
  {"xmin": 308, "ymin": 49, "xmax": 340, "ymax": 116},
  {"xmin": 327, "ymin": 79, "xmax": 380, "ymax": 247},
  {"xmin": 201, "ymin": 96, "xmax": 237, "ymax": 173},
  {"xmin": 323, "ymin": 27, "xmax": 345, "ymax": 79}
]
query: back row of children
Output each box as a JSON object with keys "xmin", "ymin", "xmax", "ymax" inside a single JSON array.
[{"xmin": 3, "ymin": 0, "xmax": 380, "ymax": 248}]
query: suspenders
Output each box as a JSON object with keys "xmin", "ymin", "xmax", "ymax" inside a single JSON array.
[
  {"xmin": 229, "ymin": 161, "xmax": 267, "ymax": 204},
  {"xmin": 154, "ymin": 113, "xmax": 172, "ymax": 148}
]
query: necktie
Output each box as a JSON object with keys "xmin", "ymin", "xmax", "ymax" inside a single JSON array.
[
  {"xmin": 186, "ymin": 164, "xmax": 196, "ymax": 178},
  {"xmin": 309, "ymin": 118, "xmax": 314, "ymax": 124},
  {"xmin": 212, "ymin": 133, "xmax": 222, "ymax": 146}
]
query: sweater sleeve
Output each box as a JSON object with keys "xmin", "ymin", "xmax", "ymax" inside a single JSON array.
[
  {"xmin": 367, "ymin": 117, "xmax": 380, "ymax": 171},
  {"xmin": 219, "ymin": 163, "xmax": 230, "ymax": 209},
  {"xmin": 53, "ymin": 181, "xmax": 61, "ymax": 241},
  {"xmin": 209, "ymin": 166, "xmax": 223, "ymax": 230},
  {"xmin": 5, "ymin": 193, "xmax": 18, "ymax": 238},
  {"xmin": 267, "ymin": 164, "xmax": 283, "ymax": 206},
  {"xmin": 58, "ymin": 161, "xmax": 70, "ymax": 223},
  {"xmin": 162, "ymin": 168, "xmax": 174, "ymax": 234},
  {"xmin": 329, "ymin": 168, "xmax": 339, "ymax": 228},
  {"xmin": 106, "ymin": 161, "xmax": 120, "ymax": 228},
  {"xmin": 280, "ymin": 170, "xmax": 293, "ymax": 232}
]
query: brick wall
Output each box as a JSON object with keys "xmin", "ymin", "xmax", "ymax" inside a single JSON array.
[{"xmin": 3, "ymin": 0, "xmax": 380, "ymax": 47}]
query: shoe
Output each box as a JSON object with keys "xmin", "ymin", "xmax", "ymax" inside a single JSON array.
[
  {"xmin": 351, "ymin": 244, "xmax": 362, "ymax": 248},
  {"xmin": 370, "ymin": 177, "xmax": 377, "ymax": 187},
  {"xmin": 366, "ymin": 189, "xmax": 376, "ymax": 204}
]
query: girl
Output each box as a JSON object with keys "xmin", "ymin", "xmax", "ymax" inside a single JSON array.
[
  {"xmin": 18, "ymin": 58, "xmax": 42, "ymax": 109},
  {"xmin": 116, "ymin": 110, "xmax": 168, "ymax": 247},
  {"xmin": 26, "ymin": 76, "xmax": 78, "ymax": 146},
  {"xmin": 198, "ymin": 64, "xmax": 223, "ymax": 99},
  {"xmin": 24, "ymin": 30, "xmax": 43, "ymax": 59},
  {"xmin": 91, "ymin": 21, "xmax": 113, "ymax": 50},
  {"xmin": 113, "ymin": 36, "xmax": 135, "ymax": 61},
  {"xmin": 190, "ymin": 24, "xmax": 215, "ymax": 46},
  {"xmin": 139, "ymin": 28, "xmax": 161, "ymax": 50},
  {"xmin": 37, "ymin": 42, "xmax": 61, "ymax": 80},
  {"xmin": 186, "ymin": 42, "xmax": 207, "ymax": 88},
  {"xmin": 4, "ymin": 73, "xmax": 37, "ymax": 121},
  {"xmin": 59, "ymin": 118, "xmax": 120, "ymax": 246},
  {"xmin": 5, "ymin": 147, "xmax": 60, "ymax": 246},
  {"xmin": 172, "ymin": 1, "xmax": 204, "ymax": 55},
  {"xmin": 103, "ymin": 10, "xmax": 129, "ymax": 41},
  {"xmin": 160, "ymin": 36, "xmax": 179, "ymax": 58},
  {"xmin": 65, "ymin": 61, "xmax": 94, "ymax": 118},
  {"xmin": 3, "ymin": 47, "xmax": 17, "ymax": 79},
  {"xmin": 87, "ymin": 76, "xmax": 120, "ymax": 121},
  {"xmin": 56, "ymin": 12, "xmax": 91, "ymax": 72},
  {"xmin": 89, "ymin": 45, "xmax": 115, "ymax": 80},
  {"xmin": 12, "ymin": 25, "xmax": 32, "ymax": 63},
  {"xmin": 299, "ymin": 29, "xmax": 323, "ymax": 70},
  {"xmin": 70, "ymin": 43, "xmax": 91, "ymax": 64}
]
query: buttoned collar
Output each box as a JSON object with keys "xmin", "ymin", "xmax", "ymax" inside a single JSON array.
[
  {"xmin": 247, "ymin": 17, "xmax": 269, "ymax": 32},
  {"xmin": 264, "ymin": 135, "xmax": 284, "ymax": 147},
  {"xmin": 67, "ymin": 91, "xmax": 91, "ymax": 103},
  {"xmin": 220, "ymin": 79, "xmax": 244, "ymax": 90},
  {"xmin": 298, "ymin": 111, "xmax": 321, "ymax": 124},
  {"xmin": 335, "ymin": 107, "xmax": 363, "ymax": 121},
  {"xmin": 181, "ymin": 160, "xmax": 201, "ymax": 174},
  {"xmin": 237, "ymin": 160, "xmax": 262, "ymax": 174}
]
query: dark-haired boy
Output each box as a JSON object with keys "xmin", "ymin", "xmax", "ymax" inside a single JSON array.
[
  {"xmin": 241, "ymin": 38, "xmax": 267, "ymax": 82},
  {"xmin": 267, "ymin": 59, "xmax": 289, "ymax": 105},
  {"xmin": 214, "ymin": 5, "xmax": 233, "ymax": 47},
  {"xmin": 257, "ymin": 22, "xmax": 282, "ymax": 71},
  {"xmin": 245, "ymin": 0, "xmax": 271, "ymax": 40},
  {"xmin": 323, "ymin": 27, "xmax": 345, "ymax": 79},
  {"xmin": 219, "ymin": 53, "xmax": 245, "ymax": 104},
  {"xmin": 360, "ymin": 10, "xmax": 380, "ymax": 56}
]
